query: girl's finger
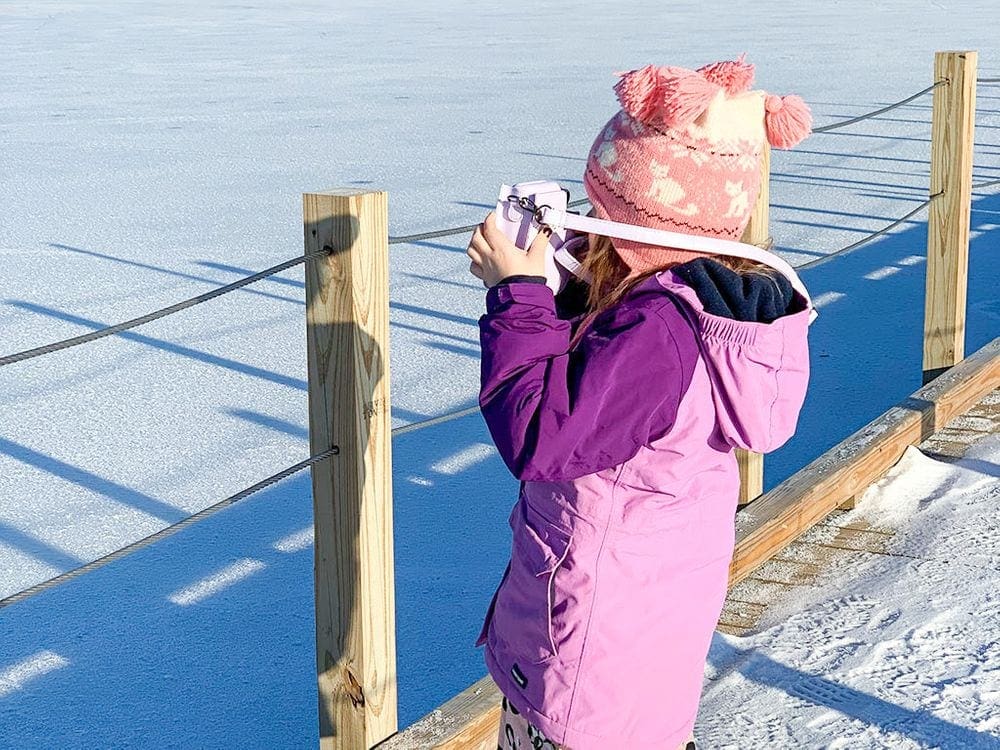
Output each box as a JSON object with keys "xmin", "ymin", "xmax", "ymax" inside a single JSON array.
[
  {"xmin": 481, "ymin": 211, "xmax": 509, "ymax": 248},
  {"xmin": 470, "ymin": 231, "xmax": 494, "ymax": 258},
  {"xmin": 527, "ymin": 225, "xmax": 552, "ymax": 258},
  {"xmin": 469, "ymin": 261, "xmax": 484, "ymax": 279}
]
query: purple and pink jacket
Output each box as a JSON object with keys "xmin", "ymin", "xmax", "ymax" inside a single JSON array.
[{"xmin": 475, "ymin": 261, "xmax": 811, "ymax": 749}]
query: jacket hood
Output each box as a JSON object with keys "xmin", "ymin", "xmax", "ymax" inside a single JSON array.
[{"xmin": 654, "ymin": 268, "xmax": 812, "ymax": 453}]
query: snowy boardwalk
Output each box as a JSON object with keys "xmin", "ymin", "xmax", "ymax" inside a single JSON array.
[
  {"xmin": 719, "ymin": 389, "xmax": 1000, "ymax": 635},
  {"xmin": 701, "ymin": 391, "xmax": 1000, "ymax": 748}
]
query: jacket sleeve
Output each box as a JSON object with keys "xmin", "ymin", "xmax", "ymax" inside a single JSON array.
[{"xmin": 478, "ymin": 281, "xmax": 687, "ymax": 481}]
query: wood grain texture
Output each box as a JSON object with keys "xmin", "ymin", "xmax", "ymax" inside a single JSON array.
[
  {"xmin": 924, "ymin": 51, "xmax": 977, "ymax": 383},
  {"xmin": 304, "ymin": 190, "xmax": 397, "ymax": 749},
  {"xmin": 741, "ymin": 142, "xmax": 771, "ymax": 248},
  {"xmin": 736, "ymin": 142, "xmax": 771, "ymax": 503},
  {"xmin": 374, "ymin": 676, "xmax": 501, "ymax": 750}
]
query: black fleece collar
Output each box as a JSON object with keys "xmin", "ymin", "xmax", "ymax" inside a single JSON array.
[{"xmin": 671, "ymin": 257, "xmax": 799, "ymax": 323}]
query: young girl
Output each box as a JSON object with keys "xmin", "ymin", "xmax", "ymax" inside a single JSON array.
[{"xmin": 466, "ymin": 57, "xmax": 813, "ymax": 750}]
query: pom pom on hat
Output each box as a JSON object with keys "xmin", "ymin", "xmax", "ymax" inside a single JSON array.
[
  {"xmin": 612, "ymin": 64, "xmax": 665, "ymax": 124},
  {"xmin": 614, "ymin": 65, "xmax": 720, "ymax": 128},
  {"xmin": 764, "ymin": 94, "xmax": 812, "ymax": 148},
  {"xmin": 697, "ymin": 54, "xmax": 755, "ymax": 95},
  {"xmin": 657, "ymin": 66, "xmax": 720, "ymax": 127}
]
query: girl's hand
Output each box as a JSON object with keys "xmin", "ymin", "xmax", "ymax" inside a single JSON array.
[{"xmin": 466, "ymin": 210, "xmax": 551, "ymax": 288}]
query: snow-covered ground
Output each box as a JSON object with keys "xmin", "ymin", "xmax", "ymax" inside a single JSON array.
[
  {"xmin": 699, "ymin": 435, "xmax": 1000, "ymax": 749},
  {"xmin": 1, "ymin": 1, "xmax": 998, "ymax": 746}
]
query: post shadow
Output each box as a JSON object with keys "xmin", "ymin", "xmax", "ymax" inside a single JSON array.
[{"xmin": 304, "ymin": 198, "xmax": 396, "ymax": 748}]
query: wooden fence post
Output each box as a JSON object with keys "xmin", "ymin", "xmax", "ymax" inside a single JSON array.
[
  {"xmin": 924, "ymin": 50, "xmax": 977, "ymax": 384},
  {"xmin": 736, "ymin": 143, "xmax": 771, "ymax": 505},
  {"xmin": 304, "ymin": 189, "xmax": 397, "ymax": 749}
]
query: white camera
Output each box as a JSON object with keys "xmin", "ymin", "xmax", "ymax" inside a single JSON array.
[{"xmin": 494, "ymin": 180, "xmax": 589, "ymax": 295}]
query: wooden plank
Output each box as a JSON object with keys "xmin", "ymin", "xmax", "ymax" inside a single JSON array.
[
  {"xmin": 304, "ymin": 189, "xmax": 397, "ymax": 749},
  {"xmin": 374, "ymin": 676, "xmax": 501, "ymax": 750},
  {"xmin": 731, "ymin": 337, "xmax": 999, "ymax": 586},
  {"xmin": 924, "ymin": 51, "xmax": 977, "ymax": 383},
  {"xmin": 736, "ymin": 142, "xmax": 771, "ymax": 503},
  {"xmin": 837, "ymin": 494, "xmax": 857, "ymax": 510}
]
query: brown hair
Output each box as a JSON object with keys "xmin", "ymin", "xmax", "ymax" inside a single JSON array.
[{"xmin": 567, "ymin": 233, "xmax": 776, "ymax": 350}]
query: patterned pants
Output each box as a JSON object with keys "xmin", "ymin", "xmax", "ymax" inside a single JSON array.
[
  {"xmin": 496, "ymin": 695, "xmax": 697, "ymax": 750},
  {"xmin": 497, "ymin": 695, "xmax": 560, "ymax": 750}
]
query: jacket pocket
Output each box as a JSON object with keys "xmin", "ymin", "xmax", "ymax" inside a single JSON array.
[{"xmin": 488, "ymin": 495, "xmax": 573, "ymax": 664}]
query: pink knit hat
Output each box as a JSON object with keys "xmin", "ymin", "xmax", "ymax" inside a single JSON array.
[{"xmin": 583, "ymin": 56, "xmax": 812, "ymax": 272}]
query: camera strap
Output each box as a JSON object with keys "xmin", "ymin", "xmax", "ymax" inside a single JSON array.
[{"xmin": 538, "ymin": 207, "xmax": 817, "ymax": 324}]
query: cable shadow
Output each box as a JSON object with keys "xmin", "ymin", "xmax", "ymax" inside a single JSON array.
[
  {"xmin": 453, "ymin": 200, "xmax": 494, "ymax": 209},
  {"xmin": 813, "ymin": 131, "xmax": 932, "ymax": 145},
  {"xmin": 787, "ymin": 163, "xmax": 930, "ymax": 181},
  {"xmin": 406, "ymin": 239, "xmax": 466, "ymax": 253},
  {"xmin": 778, "ymin": 217, "xmax": 924, "ymax": 235},
  {"xmin": 771, "ymin": 202, "xmax": 923, "ymax": 223},
  {"xmin": 791, "ymin": 149, "xmax": 932, "ymax": 166},
  {"xmin": 226, "ymin": 408, "xmax": 308, "ymax": 440},
  {"xmin": 390, "ymin": 301, "xmax": 478, "ymax": 327},
  {"xmin": 0, "ymin": 436, "xmax": 185, "ymax": 524},
  {"xmin": 391, "ymin": 320, "xmax": 477, "ymax": 347},
  {"xmin": 4, "ymin": 302, "xmax": 308, "ymax": 391},
  {"xmin": 398, "ymin": 272, "xmax": 481, "ymax": 291},
  {"xmin": 48, "ymin": 244, "xmax": 301, "ymax": 306},
  {"xmin": 516, "ymin": 151, "xmax": 587, "ymax": 162},
  {"xmin": 390, "ymin": 406, "xmax": 432, "ymax": 424},
  {"xmin": 866, "ymin": 115, "xmax": 1000, "ymax": 131},
  {"xmin": 770, "ymin": 172, "xmax": 928, "ymax": 194},
  {"xmin": 0, "ymin": 520, "xmax": 83, "ymax": 571},
  {"xmin": 195, "ymin": 260, "xmax": 305, "ymax": 292},
  {"xmin": 421, "ymin": 340, "xmax": 480, "ymax": 359}
]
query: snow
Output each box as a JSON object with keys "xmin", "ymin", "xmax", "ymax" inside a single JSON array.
[
  {"xmin": 0, "ymin": 0, "xmax": 998, "ymax": 746},
  {"xmin": 698, "ymin": 435, "xmax": 1000, "ymax": 748}
]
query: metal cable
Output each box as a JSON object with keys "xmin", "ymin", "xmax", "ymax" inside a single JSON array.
[
  {"xmin": 388, "ymin": 197, "xmax": 592, "ymax": 244},
  {"xmin": 0, "ymin": 248, "xmax": 331, "ymax": 368},
  {"xmin": 391, "ymin": 404, "xmax": 481, "ymax": 435},
  {"xmin": 0, "ymin": 445, "xmax": 339, "ymax": 610},
  {"xmin": 812, "ymin": 81, "xmax": 946, "ymax": 134},
  {"xmin": 769, "ymin": 174, "xmax": 1000, "ymax": 272},
  {"xmin": 978, "ymin": 77, "xmax": 1000, "ymax": 83},
  {"xmin": 5, "ymin": 174, "xmax": 1000, "ymax": 609},
  {"xmin": 0, "ymin": 196, "xmax": 586, "ymax": 367},
  {"xmin": 0, "ymin": 75, "xmax": 975, "ymax": 373},
  {"xmin": 386, "ymin": 85, "xmax": 949, "ymax": 245},
  {"xmin": 797, "ymin": 193, "xmax": 941, "ymax": 270},
  {"xmin": 0, "ymin": 406, "xmax": 488, "ymax": 608}
]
